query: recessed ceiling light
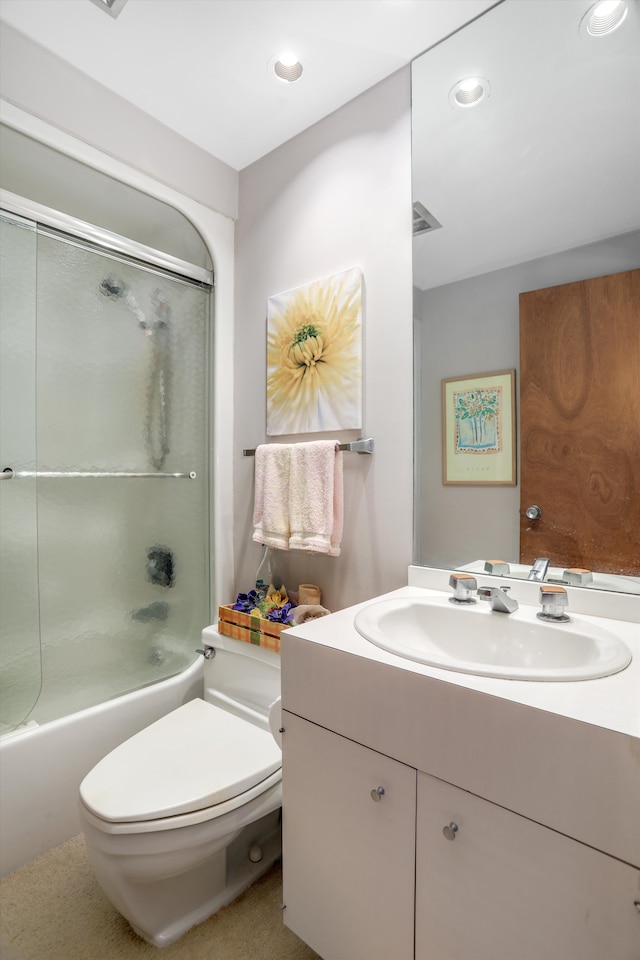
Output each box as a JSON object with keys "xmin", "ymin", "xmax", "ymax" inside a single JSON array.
[
  {"xmin": 273, "ymin": 52, "xmax": 303, "ymax": 83},
  {"xmin": 580, "ymin": 0, "xmax": 628, "ymax": 37},
  {"xmin": 448, "ymin": 77, "xmax": 491, "ymax": 109}
]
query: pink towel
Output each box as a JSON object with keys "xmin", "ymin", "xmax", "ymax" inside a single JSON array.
[{"xmin": 252, "ymin": 441, "xmax": 344, "ymax": 556}]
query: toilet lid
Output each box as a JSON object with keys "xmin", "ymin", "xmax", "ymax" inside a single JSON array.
[{"xmin": 79, "ymin": 698, "xmax": 281, "ymax": 823}]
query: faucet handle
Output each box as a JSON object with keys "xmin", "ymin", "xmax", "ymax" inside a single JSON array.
[
  {"xmin": 449, "ymin": 573, "xmax": 477, "ymax": 604},
  {"xmin": 537, "ymin": 585, "xmax": 570, "ymax": 622},
  {"xmin": 562, "ymin": 568, "xmax": 593, "ymax": 586},
  {"xmin": 483, "ymin": 559, "xmax": 510, "ymax": 575}
]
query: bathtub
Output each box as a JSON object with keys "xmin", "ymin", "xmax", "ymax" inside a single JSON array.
[{"xmin": 0, "ymin": 656, "xmax": 203, "ymax": 877}]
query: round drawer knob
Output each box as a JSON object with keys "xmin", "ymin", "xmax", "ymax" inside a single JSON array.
[
  {"xmin": 370, "ymin": 786, "xmax": 385, "ymax": 802},
  {"xmin": 525, "ymin": 504, "xmax": 542, "ymax": 520},
  {"xmin": 443, "ymin": 822, "xmax": 459, "ymax": 841}
]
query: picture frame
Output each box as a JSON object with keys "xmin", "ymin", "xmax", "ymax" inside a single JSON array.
[
  {"xmin": 442, "ymin": 369, "xmax": 516, "ymax": 485},
  {"xmin": 266, "ymin": 267, "xmax": 363, "ymax": 436}
]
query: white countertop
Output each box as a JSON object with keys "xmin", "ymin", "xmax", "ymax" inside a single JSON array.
[{"xmin": 287, "ymin": 568, "xmax": 640, "ymax": 739}]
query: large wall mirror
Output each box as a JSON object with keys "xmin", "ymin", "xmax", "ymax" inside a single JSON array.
[{"xmin": 412, "ymin": 0, "xmax": 640, "ymax": 594}]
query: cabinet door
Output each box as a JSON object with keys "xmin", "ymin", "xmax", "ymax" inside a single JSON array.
[
  {"xmin": 416, "ymin": 772, "xmax": 640, "ymax": 960},
  {"xmin": 282, "ymin": 710, "xmax": 416, "ymax": 960}
]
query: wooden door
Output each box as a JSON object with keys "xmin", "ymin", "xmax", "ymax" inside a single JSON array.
[
  {"xmin": 519, "ymin": 269, "xmax": 640, "ymax": 575},
  {"xmin": 281, "ymin": 710, "xmax": 416, "ymax": 960}
]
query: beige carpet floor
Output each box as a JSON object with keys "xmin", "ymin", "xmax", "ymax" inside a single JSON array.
[{"xmin": 0, "ymin": 835, "xmax": 320, "ymax": 960}]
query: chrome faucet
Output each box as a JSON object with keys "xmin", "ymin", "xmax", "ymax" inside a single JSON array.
[
  {"xmin": 527, "ymin": 557, "xmax": 550, "ymax": 582},
  {"xmin": 478, "ymin": 585, "xmax": 519, "ymax": 614}
]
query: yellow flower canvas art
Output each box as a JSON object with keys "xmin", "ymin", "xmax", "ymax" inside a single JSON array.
[{"xmin": 266, "ymin": 267, "xmax": 363, "ymax": 435}]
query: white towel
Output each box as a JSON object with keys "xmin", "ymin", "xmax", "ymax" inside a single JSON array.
[
  {"xmin": 252, "ymin": 443, "xmax": 291, "ymax": 550},
  {"xmin": 252, "ymin": 441, "xmax": 344, "ymax": 556},
  {"xmin": 288, "ymin": 441, "xmax": 343, "ymax": 556}
]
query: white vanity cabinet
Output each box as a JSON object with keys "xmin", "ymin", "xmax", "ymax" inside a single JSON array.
[
  {"xmin": 281, "ymin": 710, "xmax": 416, "ymax": 960},
  {"xmin": 280, "ymin": 592, "xmax": 640, "ymax": 960},
  {"xmin": 282, "ymin": 708, "xmax": 640, "ymax": 960},
  {"xmin": 415, "ymin": 772, "xmax": 640, "ymax": 960}
]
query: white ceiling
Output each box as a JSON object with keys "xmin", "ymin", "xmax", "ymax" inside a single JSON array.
[
  {"xmin": 2, "ymin": 0, "xmax": 637, "ymax": 292},
  {"xmin": 411, "ymin": 0, "xmax": 640, "ymax": 289},
  {"xmin": 0, "ymin": 0, "xmax": 496, "ymax": 171}
]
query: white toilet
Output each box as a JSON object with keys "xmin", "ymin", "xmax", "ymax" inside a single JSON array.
[{"xmin": 78, "ymin": 627, "xmax": 283, "ymax": 947}]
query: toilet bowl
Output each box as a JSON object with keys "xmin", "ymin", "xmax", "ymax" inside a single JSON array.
[{"xmin": 78, "ymin": 629, "xmax": 282, "ymax": 947}]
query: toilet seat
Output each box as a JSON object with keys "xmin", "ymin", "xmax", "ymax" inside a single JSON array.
[{"xmin": 79, "ymin": 698, "xmax": 281, "ymax": 824}]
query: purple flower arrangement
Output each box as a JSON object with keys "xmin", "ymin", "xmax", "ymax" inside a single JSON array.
[
  {"xmin": 266, "ymin": 602, "xmax": 294, "ymax": 624},
  {"xmin": 232, "ymin": 587, "xmax": 294, "ymax": 625},
  {"xmin": 231, "ymin": 591, "xmax": 261, "ymax": 614}
]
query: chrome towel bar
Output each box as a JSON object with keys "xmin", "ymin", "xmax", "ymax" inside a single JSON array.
[{"xmin": 242, "ymin": 437, "xmax": 374, "ymax": 456}]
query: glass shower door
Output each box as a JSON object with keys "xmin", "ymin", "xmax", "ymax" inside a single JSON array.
[
  {"xmin": 30, "ymin": 232, "xmax": 211, "ymax": 722},
  {"xmin": 0, "ymin": 213, "xmax": 42, "ymax": 733}
]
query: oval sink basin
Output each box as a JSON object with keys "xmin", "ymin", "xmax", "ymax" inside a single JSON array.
[{"xmin": 353, "ymin": 596, "xmax": 632, "ymax": 681}]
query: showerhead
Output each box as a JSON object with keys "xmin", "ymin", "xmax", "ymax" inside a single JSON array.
[{"xmin": 100, "ymin": 276, "xmax": 147, "ymax": 328}]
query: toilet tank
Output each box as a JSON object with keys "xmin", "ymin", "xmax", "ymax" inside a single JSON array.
[{"xmin": 200, "ymin": 626, "xmax": 281, "ymax": 730}]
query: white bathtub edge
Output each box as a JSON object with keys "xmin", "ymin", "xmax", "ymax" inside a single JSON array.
[{"xmin": 0, "ymin": 657, "xmax": 204, "ymax": 876}]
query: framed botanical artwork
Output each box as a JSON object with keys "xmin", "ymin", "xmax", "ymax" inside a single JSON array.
[
  {"xmin": 442, "ymin": 369, "xmax": 516, "ymax": 485},
  {"xmin": 266, "ymin": 267, "xmax": 363, "ymax": 436}
]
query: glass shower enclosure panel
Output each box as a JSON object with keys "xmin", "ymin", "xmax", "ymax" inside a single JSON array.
[
  {"xmin": 0, "ymin": 214, "xmax": 42, "ymax": 732},
  {"xmin": 30, "ymin": 233, "xmax": 210, "ymax": 722}
]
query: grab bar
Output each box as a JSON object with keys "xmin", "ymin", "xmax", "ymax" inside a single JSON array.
[
  {"xmin": 1, "ymin": 468, "xmax": 196, "ymax": 479},
  {"xmin": 242, "ymin": 437, "xmax": 374, "ymax": 456}
]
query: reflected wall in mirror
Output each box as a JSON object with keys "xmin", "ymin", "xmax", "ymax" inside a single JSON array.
[{"xmin": 412, "ymin": 0, "xmax": 640, "ymax": 595}]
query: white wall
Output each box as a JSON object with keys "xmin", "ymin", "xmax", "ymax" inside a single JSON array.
[
  {"xmin": 0, "ymin": 23, "xmax": 238, "ymax": 220},
  {"xmin": 234, "ymin": 70, "xmax": 414, "ymax": 613}
]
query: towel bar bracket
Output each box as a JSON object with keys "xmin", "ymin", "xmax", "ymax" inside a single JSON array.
[{"xmin": 243, "ymin": 437, "xmax": 373, "ymax": 457}]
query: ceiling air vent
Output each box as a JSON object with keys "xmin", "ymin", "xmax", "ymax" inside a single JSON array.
[
  {"xmin": 89, "ymin": 0, "xmax": 128, "ymax": 18},
  {"xmin": 413, "ymin": 202, "xmax": 442, "ymax": 237}
]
